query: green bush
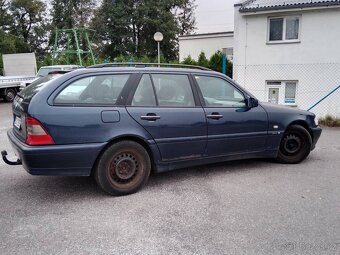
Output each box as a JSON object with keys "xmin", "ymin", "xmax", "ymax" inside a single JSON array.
[
  {"xmin": 208, "ymin": 51, "xmax": 223, "ymax": 72},
  {"xmin": 318, "ymin": 115, "xmax": 340, "ymax": 127},
  {"xmin": 181, "ymin": 51, "xmax": 233, "ymax": 78},
  {"xmin": 181, "ymin": 55, "xmax": 197, "ymax": 66},
  {"xmin": 197, "ymin": 52, "xmax": 209, "ymax": 68}
]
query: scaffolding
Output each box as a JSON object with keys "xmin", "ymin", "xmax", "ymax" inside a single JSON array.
[{"xmin": 52, "ymin": 28, "xmax": 96, "ymax": 66}]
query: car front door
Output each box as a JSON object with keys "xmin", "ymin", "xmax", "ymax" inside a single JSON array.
[
  {"xmin": 126, "ymin": 73, "xmax": 207, "ymax": 162},
  {"xmin": 193, "ymin": 75, "xmax": 268, "ymax": 157}
]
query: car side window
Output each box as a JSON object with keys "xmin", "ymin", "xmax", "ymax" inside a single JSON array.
[
  {"xmin": 151, "ymin": 74, "xmax": 195, "ymax": 107},
  {"xmin": 195, "ymin": 76, "xmax": 246, "ymax": 107},
  {"xmin": 132, "ymin": 75, "xmax": 157, "ymax": 106},
  {"xmin": 54, "ymin": 74, "xmax": 130, "ymax": 105}
]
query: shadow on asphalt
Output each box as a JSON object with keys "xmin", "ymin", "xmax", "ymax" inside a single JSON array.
[
  {"xmin": 148, "ymin": 158, "xmax": 272, "ymax": 187},
  {"xmin": 10, "ymin": 158, "xmax": 273, "ymax": 199}
]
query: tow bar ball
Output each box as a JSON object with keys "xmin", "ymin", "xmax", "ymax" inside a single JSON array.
[{"xmin": 1, "ymin": 150, "xmax": 22, "ymax": 166}]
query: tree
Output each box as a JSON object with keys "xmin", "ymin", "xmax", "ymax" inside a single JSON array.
[
  {"xmin": 92, "ymin": 0, "xmax": 134, "ymax": 58},
  {"xmin": 92, "ymin": 0, "xmax": 197, "ymax": 61},
  {"xmin": 0, "ymin": 0, "xmax": 12, "ymax": 31},
  {"xmin": 51, "ymin": 0, "xmax": 96, "ymax": 29},
  {"xmin": 175, "ymin": 0, "xmax": 196, "ymax": 35},
  {"xmin": 10, "ymin": 0, "xmax": 46, "ymax": 43},
  {"xmin": 0, "ymin": 0, "xmax": 30, "ymax": 58},
  {"xmin": 137, "ymin": 0, "xmax": 180, "ymax": 60},
  {"xmin": 209, "ymin": 51, "xmax": 222, "ymax": 72},
  {"xmin": 197, "ymin": 51, "xmax": 209, "ymax": 67},
  {"xmin": 7, "ymin": 0, "xmax": 49, "ymax": 57},
  {"xmin": 181, "ymin": 55, "xmax": 197, "ymax": 65}
]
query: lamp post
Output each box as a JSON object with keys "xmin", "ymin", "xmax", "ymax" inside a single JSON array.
[{"xmin": 154, "ymin": 32, "xmax": 163, "ymax": 67}]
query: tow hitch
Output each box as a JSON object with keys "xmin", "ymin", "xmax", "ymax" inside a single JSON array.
[{"xmin": 1, "ymin": 150, "xmax": 22, "ymax": 165}]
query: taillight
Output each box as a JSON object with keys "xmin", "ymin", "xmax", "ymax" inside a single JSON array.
[{"xmin": 25, "ymin": 117, "xmax": 54, "ymax": 145}]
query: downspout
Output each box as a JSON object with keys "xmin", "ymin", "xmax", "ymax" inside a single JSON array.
[{"xmin": 244, "ymin": 15, "xmax": 248, "ymax": 89}]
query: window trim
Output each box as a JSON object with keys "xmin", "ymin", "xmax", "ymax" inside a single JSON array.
[
  {"xmin": 267, "ymin": 15, "xmax": 301, "ymax": 44},
  {"xmin": 193, "ymin": 74, "xmax": 248, "ymax": 109}
]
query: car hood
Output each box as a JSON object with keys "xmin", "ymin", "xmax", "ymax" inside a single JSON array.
[{"xmin": 260, "ymin": 102, "xmax": 315, "ymax": 117}]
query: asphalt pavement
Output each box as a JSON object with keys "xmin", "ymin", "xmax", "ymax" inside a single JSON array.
[{"xmin": 0, "ymin": 100, "xmax": 339, "ymax": 255}]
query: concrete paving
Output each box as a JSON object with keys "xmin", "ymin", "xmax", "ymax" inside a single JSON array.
[{"xmin": 0, "ymin": 100, "xmax": 339, "ymax": 255}]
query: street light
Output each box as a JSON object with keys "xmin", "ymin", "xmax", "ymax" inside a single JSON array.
[{"xmin": 154, "ymin": 32, "xmax": 163, "ymax": 67}]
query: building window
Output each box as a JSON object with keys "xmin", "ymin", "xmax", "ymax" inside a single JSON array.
[
  {"xmin": 284, "ymin": 82, "xmax": 297, "ymax": 104},
  {"xmin": 268, "ymin": 16, "xmax": 300, "ymax": 43},
  {"xmin": 266, "ymin": 81, "xmax": 297, "ymax": 105}
]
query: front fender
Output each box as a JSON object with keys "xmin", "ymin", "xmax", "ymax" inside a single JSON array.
[{"xmin": 260, "ymin": 103, "xmax": 316, "ymax": 152}]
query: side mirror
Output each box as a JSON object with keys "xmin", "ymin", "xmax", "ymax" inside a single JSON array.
[{"xmin": 247, "ymin": 97, "xmax": 259, "ymax": 108}]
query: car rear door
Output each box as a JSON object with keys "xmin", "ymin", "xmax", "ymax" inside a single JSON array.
[
  {"xmin": 193, "ymin": 74, "xmax": 268, "ymax": 157},
  {"xmin": 126, "ymin": 73, "xmax": 207, "ymax": 162}
]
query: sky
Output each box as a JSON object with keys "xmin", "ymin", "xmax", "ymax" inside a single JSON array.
[{"xmin": 195, "ymin": 0, "xmax": 240, "ymax": 33}]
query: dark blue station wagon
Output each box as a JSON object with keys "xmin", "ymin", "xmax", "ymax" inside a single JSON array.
[{"xmin": 2, "ymin": 65, "xmax": 322, "ymax": 195}]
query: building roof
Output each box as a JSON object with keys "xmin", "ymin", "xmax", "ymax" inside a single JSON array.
[
  {"xmin": 236, "ymin": 0, "xmax": 340, "ymax": 13},
  {"xmin": 178, "ymin": 31, "xmax": 234, "ymax": 40}
]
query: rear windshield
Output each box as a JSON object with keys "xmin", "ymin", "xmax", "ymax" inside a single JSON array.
[{"xmin": 19, "ymin": 74, "xmax": 63, "ymax": 102}]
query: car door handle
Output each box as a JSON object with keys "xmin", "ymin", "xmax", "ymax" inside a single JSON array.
[
  {"xmin": 140, "ymin": 114, "xmax": 161, "ymax": 121},
  {"xmin": 206, "ymin": 113, "xmax": 223, "ymax": 120}
]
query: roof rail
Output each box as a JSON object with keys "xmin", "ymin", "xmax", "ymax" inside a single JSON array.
[{"xmin": 87, "ymin": 62, "xmax": 212, "ymax": 71}]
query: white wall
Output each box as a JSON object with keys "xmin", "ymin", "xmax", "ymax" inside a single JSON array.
[
  {"xmin": 179, "ymin": 33, "xmax": 234, "ymax": 61},
  {"xmin": 233, "ymin": 6, "xmax": 340, "ymax": 117}
]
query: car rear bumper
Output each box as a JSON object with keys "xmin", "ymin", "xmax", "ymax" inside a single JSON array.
[
  {"xmin": 6, "ymin": 129, "xmax": 106, "ymax": 176},
  {"xmin": 311, "ymin": 126, "xmax": 322, "ymax": 150}
]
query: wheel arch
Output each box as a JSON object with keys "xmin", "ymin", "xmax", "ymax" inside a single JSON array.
[
  {"xmin": 91, "ymin": 135, "xmax": 156, "ymax": 175},
  {"xmin": 286, "ymin": 120, "xmax": 314, "ymax": 141}
]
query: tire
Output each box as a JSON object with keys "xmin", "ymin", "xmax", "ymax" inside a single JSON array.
[
  {"xmin": 94, "ymin": 141, "xmax": 151, "ymax": 196},
  {"xmin": 276, "ymin": 125, "xmax": 312, "ymax": 164},
  {"xmin": 5, "ymin": 88, "xmax": 16, "ymax": 102}
]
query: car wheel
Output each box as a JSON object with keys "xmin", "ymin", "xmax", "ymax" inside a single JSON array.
[
  {"xmin": 276, "ymin": 125, "xmax": 312, "ymax": 164},
  {"xmin": 94, "ymin": 141, "xmax": 151, "ymax": 196},
  {"xmin": 5, "ymin": 89, "xmax": 16, "ymax": 102}
]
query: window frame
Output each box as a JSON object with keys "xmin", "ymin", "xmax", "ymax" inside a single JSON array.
[
  {"xmin": 267, "ymin": 15, "xmax": 301, "ymax": 44},
  {"xmin": 126, "ymin": 72, "xmax": 200, "ymax": 108},
  {"xmin": 51, "ymin": 72, "xmax": 135, "ymax": 107},
  {"xmin": 266, "ymin": 80, "xmax": 298, "ymax": 106},
  {"xmin": 193, "ymin": 74, "xmax": 248, "ymax": 108}
]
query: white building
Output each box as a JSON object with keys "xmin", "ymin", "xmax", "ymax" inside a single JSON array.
[
  {"xmin": 179, "ymin": 32, "xmax": 234, "ymax": 61},
  {"xmin": 233, "ymin": 0, "xmax": 340, "ymax": 117}
]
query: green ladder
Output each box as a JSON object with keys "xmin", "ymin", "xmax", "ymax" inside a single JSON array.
[{"xmin": 52, "ymin": 28, "xmax": 96, "ymax": 66}]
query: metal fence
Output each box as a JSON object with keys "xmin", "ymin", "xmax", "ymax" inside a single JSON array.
[{"xmin": 233, "ymin": 63, "xmax": 340, "ymax": 117}]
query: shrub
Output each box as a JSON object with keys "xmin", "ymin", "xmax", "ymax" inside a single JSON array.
[
  {"xmin": 209, "ymin": 51, "xmax": 223, "ymax": 72},
  {"xmin": 197, "ymin": 52, "xmax": 209, "ymax": 68},
  {"xmin": 181, "ymin": 55, "xmax": 197, "ymax": 66},
  {"xmin": 318, "ymin": 115, "xmax": 340, "ymax": 127}
]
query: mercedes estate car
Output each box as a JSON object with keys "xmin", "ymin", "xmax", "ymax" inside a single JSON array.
[{"xmin": 2, "ymin": 64, "xmax": 322, "ymax": 195}]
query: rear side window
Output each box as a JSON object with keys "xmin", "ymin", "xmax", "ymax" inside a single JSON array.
[
  {"xmin": 54, "ymin": 74, "xmax": 130, "ymax": 105},
  {"xmin": 152, "ymin": 74, "xmax": 195, "ymax": 107},
  {"xmin": 131, "ymin": 74, "xmax": 195, "ymax": 107}
]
